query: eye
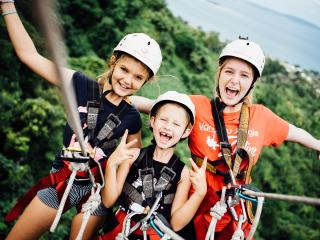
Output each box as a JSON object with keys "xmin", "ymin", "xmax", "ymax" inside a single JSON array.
[
  {"xmin": 241, "ymin": 73, "xmax": 250, "ymax": 78},
  {"xmin": 224, "ymin": 69, "xmax": 233, "ymax": 74},
  {"xmin": 135, "ymin": 75, "xmax": 144, "ymax": 81},
  {"xmin": 120, "ymin": 66, "xmax": 128, "ymax": 72},
  {"xmin": 160, "ymin": 117, "xmax": 167, "ymax": 122},
  {"xmin": 174, "ymin": 122, "xmax": 181, "ymax": 127}
]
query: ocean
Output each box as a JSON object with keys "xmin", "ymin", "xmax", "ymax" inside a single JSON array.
[{"xmin": 165, "ymin": 0, "xmax": 320, "ymax": 72}]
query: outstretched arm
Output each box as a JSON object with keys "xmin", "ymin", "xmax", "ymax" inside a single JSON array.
[
  {"xmin": 130, "ymin": 95, "xmax": 154, "ymax": 114},
  {"xmin": 1, "ymin": 1, "xmax": 74, "ymax": 85},
  {"xmin": 286, "ymin": 124, "xmax": 320, "ymax": 160}
]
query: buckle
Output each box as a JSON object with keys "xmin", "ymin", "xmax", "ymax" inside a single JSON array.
[{"xmin": 220, "ymin": 141, "xmax": 232, "ymax": 150}]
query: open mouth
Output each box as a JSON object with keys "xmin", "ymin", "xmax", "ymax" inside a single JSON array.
[
  {"xmin": 159, "ymin": 131, "xmax": 172, "ymax": 142},
  {"xmin": 118, "ymin": 81, "xmax": 130, "ymax": 90},
  {"xmin": 226, "ymin": 87, "xmax": 239, "ymax": 98}
]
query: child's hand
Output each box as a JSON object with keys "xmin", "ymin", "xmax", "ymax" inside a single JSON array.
[
  {"xmin": 107, "ymin": 129, "xmax": 140, "ymax": 168},
  {"xmin": 189, "ymin": 156, "xmax": 207, "ymax": 198}
]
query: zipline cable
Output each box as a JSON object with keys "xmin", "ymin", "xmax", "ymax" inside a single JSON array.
[
  {"xmin": 34, "ymin": 0, "xmax": 87, "ymax": 156},
  {"xmin": 242, "ymin": 190, "xmax": 320, "ymax": 206}
]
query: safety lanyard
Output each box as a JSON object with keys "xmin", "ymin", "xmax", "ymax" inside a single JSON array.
[{"xmin": 211, "ymin": 98, "xmax": 250, "ymax": 179}]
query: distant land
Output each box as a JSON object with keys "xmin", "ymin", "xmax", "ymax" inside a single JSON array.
[{"xmin": 166, "ymin": 0, "xmax": 320, "ymax": 72}]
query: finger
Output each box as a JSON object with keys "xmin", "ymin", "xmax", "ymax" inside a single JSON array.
[
  {"xmin": 120, "ymin": 129, "xmax": 129, "ymax": 145},
  {"xmin": 126, "ymin": 148, "xmax": 139, "ymax": 158},
  {"xmin": 189, "ymin": 169, "xmax": 195, "ymax": 177},
  {"xmin": 128, "ymin": 149, "xmax": 141, "ymax": 164},
  {"xmin": 125, "ymin": 138, "xmax": 138, "ymax": 149},
  {"xmin": 189, "ymin": 158, "xmax": 199, "ymax": 171},
  {"xmin": 201, "ymin": 156, "xmax": 208, "ymax": 171}
]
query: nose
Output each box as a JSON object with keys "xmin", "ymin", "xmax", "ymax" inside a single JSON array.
[
  {"xmin": 122, "ymin": 74, "xmax": 133, "ymax": 86},
  {"xmin": 123, "ymin": 74, "xmax": 132, "ymax": 84},
  {"xmin": 229, "ymin": 73, "xmax": 241, "ymax": 85},
  {"xmin": 163, "ymin": 123, "xmax": 174, "ymax": 131}
]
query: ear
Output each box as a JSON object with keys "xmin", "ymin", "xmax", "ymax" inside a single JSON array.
[
  {"xmin": 181, "ymin": 125, "xmax": 192, "ymax": 138},
  {"xmin": 150, "ymin": 116, "xmax": 155, "ymax": 128}
]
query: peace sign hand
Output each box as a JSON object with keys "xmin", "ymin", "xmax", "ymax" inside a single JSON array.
[
  {"xmin": 107, "ymin": 129, "xmax": 140, "ymax": 168},
  {"xmin": 189, "ymin": 156, "xmax": 208, "ymax": 198}
]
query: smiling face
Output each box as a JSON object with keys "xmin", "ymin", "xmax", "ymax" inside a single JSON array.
[
  {"xmin": 218, "ymin": 57, "xmax": 254, "ymax": 107},
  {"xmin": 111, "ymin": 54, "xmax": 150, "ymax": 97},
  {"xmin": 150, "ymin": 103, "xmax": 191, "ymax": 149}
]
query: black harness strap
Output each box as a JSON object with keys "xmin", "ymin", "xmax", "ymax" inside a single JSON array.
[
  {"xmin": 211, "ymin": 98, "xmax": 233, "ymax": 169},
  {"xmin": 123, "ymin": 145, "xmax": 179, "ymax": 209},
  {"xmin": 95, "ymin": 92, "xmax": 131, "ymax": 146},
  {"xmin": 209, "ymin": 98, "xmax": 252, "ymax": 186},
  {"xmin": 87, "ymin": 80, "xmax": 101, "ymax": 142}
]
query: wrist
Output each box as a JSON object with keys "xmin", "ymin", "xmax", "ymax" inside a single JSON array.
[
  {"xmin": 1, "ymin": 0, "xmax": 14, "ymax": 3},
  {"xmin": 106, "ymin": 158, "xmax": 118, "ymax": 169},
  {"xmin": 1, "ymin": 3, "xmax": 15, "ymax": 12},
  {"xmin": 194, "ymin": 188, "xmax": 207, "ymax": 199}
]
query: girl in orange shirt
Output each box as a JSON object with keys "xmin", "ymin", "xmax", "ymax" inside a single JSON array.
[{"xmin": 131, "ymin": 37, "xmax": 320, "ymax": 239}]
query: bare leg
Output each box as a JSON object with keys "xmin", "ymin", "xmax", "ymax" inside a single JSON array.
[
  {"xmin": 6, "ymin": 196, "xmax": 57, "ymax": 240},
  {"xmin": 70, "ymin": 213, "xmax": 106, "ymax": 240}
]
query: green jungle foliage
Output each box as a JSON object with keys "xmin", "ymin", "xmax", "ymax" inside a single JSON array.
[{"xmin": 0, "ymin": 0, "xmax": 319, "ymax": 239}]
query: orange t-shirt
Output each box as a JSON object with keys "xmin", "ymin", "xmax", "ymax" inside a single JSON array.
[{"xmin": 189, "ymin": 95, "xmax": 289, "ymax": 232}]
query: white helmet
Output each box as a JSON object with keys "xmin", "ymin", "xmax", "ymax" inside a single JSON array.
[
  {"xmin": 219, "ymin": 38, "xmax": 265, "ymax": 76},
  {"xmin": 114, "ymin": 33, "xmax": 162, "ymax": 76},
  {"xmin": 150, "ymin": 91, "xmax": 195, "ymax": 125}
]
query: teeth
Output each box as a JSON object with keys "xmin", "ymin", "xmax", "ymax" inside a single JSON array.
[
  {"xmin": 160, "ymin": 132, "xmax": 172, "ymax": 138},
  {"xmin": 227, "ymin": 87, "xmax": 239, "ymax": 91},
  {"xmin": 119, "ymin": 82, "xmax": 128, "ymax": 89}
]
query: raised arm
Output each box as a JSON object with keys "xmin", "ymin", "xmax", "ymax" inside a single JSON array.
[
  {"xmin": 130, "ymin": 95, "xmax": 155, "ymax": 114},
  {"xmin": 1, "ymin": 1, "xmax": 74, "ymax": 85},
  {"xmin": 286, "ymin": 124, "xmax": 320, "ymax": 160},
  {"xmin": 102, "ymin": 130, "xmax": 140, "ymax": 207},
  {"xmin": 170, "ymin": 158, "xmax": 207, "ymax": 231}
]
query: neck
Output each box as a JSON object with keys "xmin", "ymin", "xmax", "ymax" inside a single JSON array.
[
  {"xmin": 105, "ymin": 91, "xmax": 123, "ymax": 106},
  {"xmin": 153, "ymin": 145, "xmax": 174, "ymax": 163},
  {"xmin": 223, "ymin": 102, "xmax": 243, "ymax": 113}
]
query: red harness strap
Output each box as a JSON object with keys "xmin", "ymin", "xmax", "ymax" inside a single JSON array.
[
  {"xmin": 4, "ymin": 161, "xmax": 106, "ymax": 223},
  {"xmin": 98, "ymin": 210, "xmax": 161, "ymax": 240}
]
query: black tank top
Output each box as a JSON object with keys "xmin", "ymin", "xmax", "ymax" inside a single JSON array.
[{"xmin": 118, "ymin": 145, "xmax": 185, "ymax": 221}]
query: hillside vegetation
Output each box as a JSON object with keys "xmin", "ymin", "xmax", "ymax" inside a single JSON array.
[{"xmin": 0, "ymin": 0, "xmax": 319, "ymax": 239}]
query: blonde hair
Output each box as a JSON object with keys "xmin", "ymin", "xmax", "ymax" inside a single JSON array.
[
  {"xmin": 96, "ymin": 52, "xmax": 155, "ymax": 91},
  {"xmin": 213, "ymin": 57, "xmax": 256, "ymax": 105}
]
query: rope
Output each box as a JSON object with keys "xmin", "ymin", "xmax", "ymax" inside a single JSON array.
[
  {"xmin": 76, "ymin": 183, "xmax": 102, "ymax": 240},
  {"xmin": 231, "ymin": 215, "xmax": 244, "ymax": 240},
  {"xmin": 153, "ymin": 215, "xmax": 185, "ymax": 240},
  {"xmin": 50, "ymin": 162, "xmax": 88, "ymax": 232},
  {"xmin": 206, "ymin": 187, "xmax": 227, "ymax": 240},
  {"xmin": 247, "ymin": 197, "xmax": 264, "ymax": 240},
  {"xmin": 242, "ymin": 190, "xmax": 320, "ymax": 205}
]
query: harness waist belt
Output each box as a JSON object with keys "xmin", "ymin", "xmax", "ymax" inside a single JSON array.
[
  {"xmin": 191, "ymin": 154, "xmax": 246, "ymax": 182},
  {"xmin": 4, "ymin": 160, "xmax": 106, "ymax": 223}
]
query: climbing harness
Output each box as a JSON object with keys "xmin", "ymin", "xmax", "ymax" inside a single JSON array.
[
  {"xmin": 205, "ymin": 185, "xmax": 264, "ymax": 240},
  {"xmin": 99, "ymin": 145, "xmax": 184, "ymax": 240},
  {"xmin": 114, "ymin": 193, "xmax": 184, "ymax": 240},
  {"xmin": 49, "ymin": 145, "xmax": 106, "ymax": 235},
  {"xmin": 196, "ymin": 97, "xmax": 261, "ymax": 239}
]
